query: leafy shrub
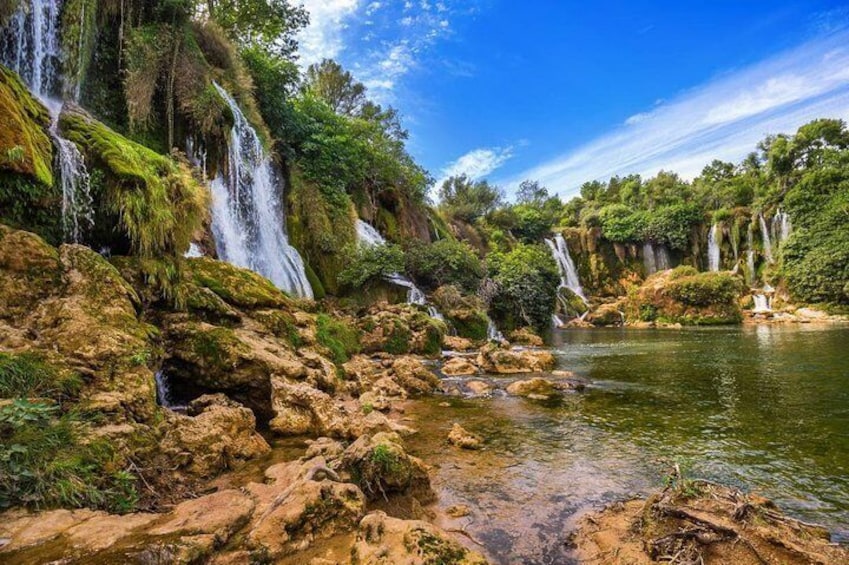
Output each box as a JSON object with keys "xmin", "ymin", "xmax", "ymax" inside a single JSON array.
[
  {"xmin": 487, "ymin": 244, "xmax": 560, "ymax": 333},
  {"xmin": 598, "ymin": 204, "xmax": 645, "ymax": 242},
  {"xmin": 337, "ymin": 243, "xmax": 405, "ymax": 289},
  {"xmin": 642, "ymin": 204, "xmax": 702, "ymax": 250},
  {"xmin": 316, "ymin": 314, "xmax": 361, "ymax": 364},
  {"xmin": 405, "ymin": 239, "xmax": 484, "ymax": 293}
]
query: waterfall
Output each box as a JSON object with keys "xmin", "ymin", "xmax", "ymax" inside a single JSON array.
[
  {"xmin": 355, "ymin": 220, "xmax": 443, "ymax": 320},
  {"xmin": 643, "ymin": 242, "xmax": 657, "ymax": 275},
  {"xmin": 545, "ymin": 234, "xmax": 587, "ymax": 304},
  {"xmin": 655, "ymin": 244, "xmax": 671, "ymax": 271},
  {"xmin": 745, "ymin": 229, "xmax": 756, "ymax": 284},
  {"xmin": 753, "ymin": 294, "xmax": 771, "ymax": 313},
  {"xmin": 773, "ymin": 210, "xmax": 792, "ymax": 245},
  {"xmin": 708, "ymin": 223, "xmax": 721, "ymax": 272},
  {"xmin": 2, "ymin": 0, "xmax": 94, "ymax": 243},
  {"xmin": 209, "ymin": 83, "xmax": 313, "ymax": 299},
  {"xmin": 487, "ymin": 318, "xmax": 505, "ymax": 342},
  {"xmin": 759, "ymin": 214, "xmax": 774, "ymax": 264},
  {"xmin": 154, "ymin": 371, "xmax": 185, "ymax": 411},
  {"xmin": 185, "ymin": 243, "xmax": 204, "ymax": 258}
]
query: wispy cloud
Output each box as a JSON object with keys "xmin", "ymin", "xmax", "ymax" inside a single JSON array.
[
  {"xmin": 297, "ymin": 0, "xmax": 361, "ymax": 64},
  {"xmin": 297, "ymin": 0, "xmax": 477, "ymax": 102},
  {"xmin": 435, "ymin": 146, "xmax": 514, "ymax": 191},
  {"xmin": 504, "ymin": 29, "xmax": 849, "ymax": 198}
]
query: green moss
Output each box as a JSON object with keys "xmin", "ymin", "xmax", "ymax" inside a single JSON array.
[
  {"xmin": 58, "ymin": 108, "xmax": 208, "ymax": 260},
  {"xmin": 60, "ymin": 0, "xmax": 98, "ymax": 99},
  {"xmin": 316, "ymin": 314, "xmax": 361, "ymax": 364},
  {"xmin": 254, "ymin": 310, "xmax": 302, "ymax": 347},
  {"xmin": 189, "ymin": 257, "xmax": 291, "ymax": 309},
  {"xmin": 0, "ymin": 66, "xmax": 53, "ymax": 186},
  {"xmin": 384, "ymin": 320, "xmax": 412, "ymax": 355},
  {"xmin": 287, "ymin": 170, "xmax": 357, "ymax": 295}
]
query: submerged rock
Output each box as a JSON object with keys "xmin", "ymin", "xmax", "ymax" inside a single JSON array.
[{"xmin": 448, "ymin": 423, "xmax": 484, "ymax": 450}]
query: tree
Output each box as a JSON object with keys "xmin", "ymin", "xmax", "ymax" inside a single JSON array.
[
  {"xmin": 204, "ymin": 0, "xmax": 308, "ymax": 58},
  {"xmin": 517, "ymin": 180, "xmax": 549, "ymax": 205},
  {"xmin": 303, "ymin": 59, "xmax": 367, "ymax": 116},
  {"xmin": 438, "ymin": 175, "xmax": 504, "ymax": 223}
]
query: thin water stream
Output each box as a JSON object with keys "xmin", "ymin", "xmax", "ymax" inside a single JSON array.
[{"xmin": 406, "ymin": 325, "xmax": 849, "ymax": 564}]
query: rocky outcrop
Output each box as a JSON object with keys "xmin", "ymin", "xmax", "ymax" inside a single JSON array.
[
  {"xmin": 625, "ymin": 267, "xmax": 743, "ymax": 325},
  {"xmin": 476, "ymin": 343, "xmax": 556, "ymax": 374},
  {"xmin": 442, "ymin": 357, "xmax": 479, "ymax": 376},
  {"xmin": 357, "ymin": 303, "xmax": 446, "ymax": 357}
]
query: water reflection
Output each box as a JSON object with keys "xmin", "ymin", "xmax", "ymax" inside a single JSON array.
[{"xmin": 406, "ymin": 325, "xmax": 849, "ymax": 564}]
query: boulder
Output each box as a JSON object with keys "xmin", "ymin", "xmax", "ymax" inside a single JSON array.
[
  {"xmin": 508, "ymin": 327, "xmax": 545, "ymax": 347},
  {"xmin": 443, "ymin": 335, "xmax": 475, "ymax": 351},
  {"xmin": 447, "ymin": 423, "xmax": 484, "ymax": 450},
  {"xmin": 586, "ymin": 303, "xmax": 625, "ymax": 327},
  {"xmin": 161, "ymin": 394, "xmax": 271, "ymax": 478},
  {"xmin": 357, "ymin": 303, "xmax": 445, "ymax": 357},
  {"xmin": 506, "ymin": 378, "xmax": 559, "ymax": 399},
  {"xmin": 442, "ymin": 357, "xmax": 479, "ymax": 376},
  {"xmin": 476, "ymin": 344, "xmax": 556, "ymax": 374}
]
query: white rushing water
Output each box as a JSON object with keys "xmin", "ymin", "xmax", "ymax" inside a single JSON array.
[
  {"xmin": 2, "ymin": 0, "xmax": 94, "ymax": 243},
  {"xmin": 210, "ymin": 83, "xmax": 313, "ymax": 299},
  {"xmin": 753, "ymin": 294, "xmax": 772, "ymax": 313},
  {"xmin": 708, "ymin": 223, "xmax": 721, "ymax": 272},
  {"xmin": 759, "ymin": 214, "xmax": 774, "ymax": 264},
  {"xmin": 154, "ymin": 371, "xmax": 185, "ymax": 411},
  {"xmin": 773, "ymin": 209, "xmax": 792, "ymax": 245},
  {"xmin": 643, "ymin": 242, "xmax": 657, "ymax": 275},
  {"xmin": 545, "ymin": 234, "xmax": 587, "ymax": 304}
]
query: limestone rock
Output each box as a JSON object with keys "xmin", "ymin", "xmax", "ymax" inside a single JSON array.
[
  {"xmin": 442, "ymin": 357, "xmax": 479, "ymax": 376},
  {"xmin": 443, "ymin": 335, "xmax": 475, "ymax": 351},
  {"xmin": 506, "ymin": 377, "xmax": 559, "ymax": 398},
  {"xmin": 162, "ymin": 394, "xmax": 271, "ymax": 478},
  {"xmin": 448, "ymin": 423, "xmax": 484, "ymax": 450},
  {"xmin": 351, "ymin": 511, "xmax": 489, "ymax": 565},
  {"xmin": 476, "ymin": 344, "xmax": 556, "ymax": 374},
  {"xmin": 508, "ymin": 327, "xmax": 545, "ymax": 347}
]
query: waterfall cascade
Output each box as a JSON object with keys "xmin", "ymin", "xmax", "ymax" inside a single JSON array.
[
  {"xmin": 354, "ymin": 220, "xmax": 443, "ymax": 321},
  {"xmin": 752, "ymin": 294, "xmax": 772, "ymax": 313},
  {"xmin": 2, "ymin": 0, "xmax": 94, "ymax": 243},
  {"xmin": 154, "ymin": 371, "xmax": 184, "ymax": 411},
  {"xmin": 545, "ymin": 234, "xmax": 587, "ymax": 304},
  {"xmin": 708, "ymin": 223, "xmax": 721, "ymax": 272},
  {"xmin": 759, "ymin": 214, "xmax": 774, "ymax": 264},
  {"xmin": 209, "ymin": 83, "xmax": 313, "ymax": 298},
  {"xmin": 773, "ymin": 209, "xmax": 792, "ymax": 244}
]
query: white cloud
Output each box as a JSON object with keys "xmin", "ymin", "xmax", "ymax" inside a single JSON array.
[
  {"xmin": 436, "ymin": 147, "xmax": 514, "ymax": 191},
  {"xmin": 297, "ymin": 0, "xmax": 361, "ymax": 65},
  {"xmin": 503, "ymin": 30, "xmax": 849, "ymax": 198}
]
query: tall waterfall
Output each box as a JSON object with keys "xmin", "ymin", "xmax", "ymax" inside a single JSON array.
[
  {"xmin": 1, "ymin": 0, "xmax": 94, "ymax": 243},
  {"xmin": 210, "ymin": 83, "xmax": 313, "ymax": 299},
  {"xmin": 545, "ymin": 234, "xmax": 587, "ymax": 303},
  {"xmin": 759, "ymin": 214, "xmax": 774, "ymax": 264},
  {"xmin": 643, "ymin": 242, "xmax": 657, "ymax": 275},
  {"xmin": 708, "ymin": 223, "xmax": 721, "ymax": 272},
  {"xmin": 354, "ymin": 220, "xmax": 441, "ymax": 318},
  {"xmin": 746, "ymin": 229, "xmax": 756, "ymax": 285}
]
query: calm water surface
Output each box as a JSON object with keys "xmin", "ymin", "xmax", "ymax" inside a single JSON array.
[{"xmin": 406, "ymin": 325, "xmax": 849, "ymax": 565}]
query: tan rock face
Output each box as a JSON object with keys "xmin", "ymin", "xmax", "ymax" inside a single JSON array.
[
  {"xmin": 476, "ymin": 344, "xmax": 556, "ymax": 374},
  {"xmin": 443, "ymin": 335, "xmax": 475, "ymax": 351},
  {"xmin": 357, "ymin": 303, "xmax": 445, "ymax": 357},
  {"xmin": 442, "ymin": 357, "xmax": 479, "ymax": 376},
  {"xmin": 351, "ymin": 511, "xmax": 489, "ymax": 565},
  {"xmin": 161, "ymin": 394, "xmax": 271, "ymax": 478},
  {"xmin": 448, "ymin": 423, "xmax": 484, "ymax": 450},
  {"xmin": 508, "ymin": 327, "xmax": 545, "ymax": 347},
  {"xmin": 505, "ymin": 377, "xmax": 558, "ymax": 398}
]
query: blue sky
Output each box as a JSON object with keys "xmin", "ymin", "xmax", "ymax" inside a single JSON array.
[{"xmin": 297, "ymin": 1, "xmax": 849, "ymax": 199}]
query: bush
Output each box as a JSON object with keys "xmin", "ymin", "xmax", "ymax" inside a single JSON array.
[
  {"xmin": 598, "ymin": 204, "xmax": 645, "ymax": 242},
  {"xmin": 405, "ymin": 239, "xmax": 484, "ymax": 293},
  {"xmin": 642, "ymin": 204, "xmax": 702, "ymax": 250},
  {"xmin": 337, "ymin": 243, "xmax": 405, "ymax": 289},
  {"xmin": 316, "ymin": 314, "xmax": 361, "ymax": 364},
  {"xmin": 487, "ymin": 244, "xmax": 560, "ymax": 333}
]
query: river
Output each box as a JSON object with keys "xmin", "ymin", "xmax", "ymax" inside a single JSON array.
[{"xmin": 406, "ymin": 325, "xmax": 849, "ymax": 565}]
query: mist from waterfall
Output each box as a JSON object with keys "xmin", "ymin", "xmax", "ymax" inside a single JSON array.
[
  {"xmin": 210, "ymin": 83, "xmax": 313, "ymax": 299},
  {"xmin": 545, "ymin": 234, "xmax": 588, "ymax": 304},
  {"xmin": 1, "ymin": 0, "xmax": 94, "ymax": 243},
  {"xmin": 708, "ymin": 223, "xmax": 721, "ymax": 271}
]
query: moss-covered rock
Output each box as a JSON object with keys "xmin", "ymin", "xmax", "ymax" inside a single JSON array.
[
  {"xmin": 431, "ymin": 285, "xmax": 489, "ymax": 341},
  {"xmin": 625, "ymin": 267, "xmax": 743, "ymax": 325},
  {"xmin": 357, "ymin": 303, "xmax": 446, "ymax": 357},
  {"xmin": 58, "ymin": 106, "xmax": 208, "ymax": 260},
  {"xmin": 187, "ymin": 256, "xmax": 291, "ymax": 309},
  {"xmin": 0, "ymin": 66, "xmax": 60, "ymax": 241}
]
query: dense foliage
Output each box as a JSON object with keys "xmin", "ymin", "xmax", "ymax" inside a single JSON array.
[
  {"xmin": 404, "ymin": 239, "xmax": 484, "ymax": 294},
  {"xmin": 486, "ymin": 244, "xmax": 560, "ymax": 333}
]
